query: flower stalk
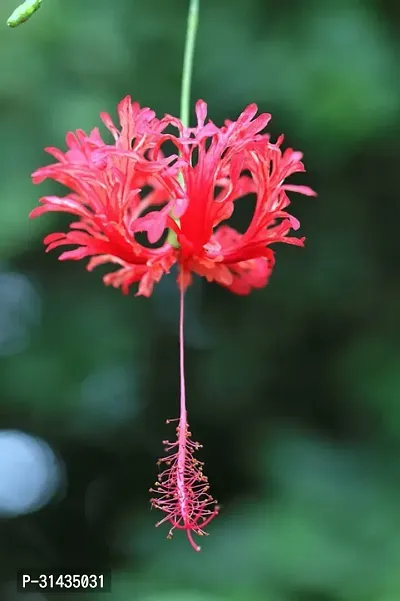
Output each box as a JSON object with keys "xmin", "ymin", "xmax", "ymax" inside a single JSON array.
[
  {"xmin": 180, "ymin": 0, "xmax": 199, "ymax": 129},
  {"xmin": 167, "ymin": 0, "xmax": 200, "ymax": 248}
]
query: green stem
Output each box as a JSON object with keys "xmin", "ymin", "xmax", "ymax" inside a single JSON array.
[
  {"xmin": 180, "ymin": 0, "xmax": 200, "ymax": 128},
  {"xmin": 167, "ymin": 0, "xmax": 200, "ymax": 247}
]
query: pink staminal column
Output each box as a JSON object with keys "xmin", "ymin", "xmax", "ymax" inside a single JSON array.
[{"xmin": 150, "ymin": 278, "xmax": 219, "ymax": 551}]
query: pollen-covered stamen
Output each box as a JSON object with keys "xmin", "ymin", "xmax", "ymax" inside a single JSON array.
[{"xmin": 149, "ymin": 418, "xmax": 219, "ymax": 551}]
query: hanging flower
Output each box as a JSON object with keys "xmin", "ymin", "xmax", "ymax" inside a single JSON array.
[{"xmin": 30, "ymin": 97, "xmax": 315, "ymax": 551}]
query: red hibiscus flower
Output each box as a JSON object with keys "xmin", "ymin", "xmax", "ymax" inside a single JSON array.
[{"xmin": 30, "ymin": 97, "xmax": 315, "ymax": 551}]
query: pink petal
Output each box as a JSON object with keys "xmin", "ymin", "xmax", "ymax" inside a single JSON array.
[
  {"xmin": 131, "ymin": 211, "xmax": 167, "ymax": 244},
  {"xmin": 283, "ymin": 184, "xmax": 317, "ymax": 197},
  {"xmin": 58, "ymin": 247, "xmax": 92, "ymax": 261},
  {"xmin": 195, "ymin": 100, "xmax": 208, "ymax": 127}
]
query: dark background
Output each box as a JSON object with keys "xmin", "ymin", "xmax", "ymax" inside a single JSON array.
[{"xmin": 1, "ymin": 0, "xmax": 400, "ymax": 599}]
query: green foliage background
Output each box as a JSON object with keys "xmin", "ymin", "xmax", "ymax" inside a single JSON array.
[{"xmin": 0, "ymin": 0, "xmax": 400, "ymax": 599}]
